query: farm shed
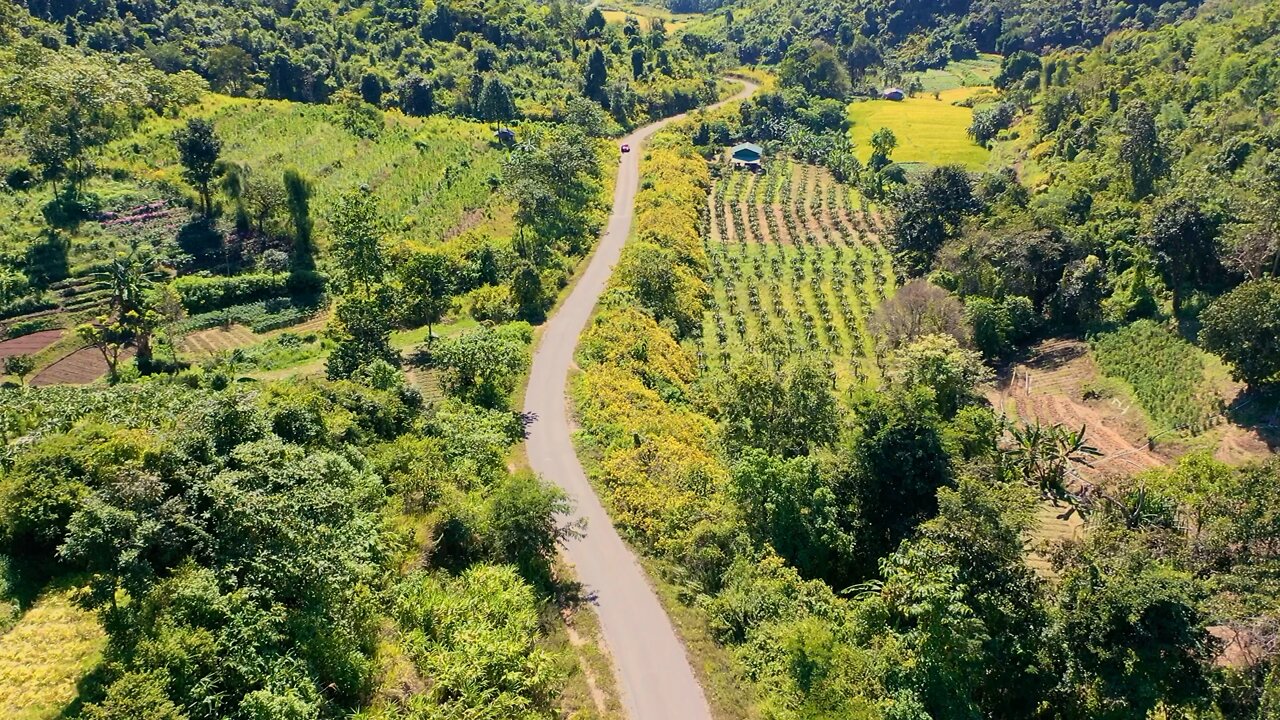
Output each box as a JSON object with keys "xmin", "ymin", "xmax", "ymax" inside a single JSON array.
[
  {"xmin": 730, "ymin": 142, "xmax": 764, "ymax": 169},
  {"xmin": 882, "ymin": 87, "xmax": 905, "ymax": 101}
]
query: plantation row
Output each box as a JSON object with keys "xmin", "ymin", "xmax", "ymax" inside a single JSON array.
[{"xmin": 696, "ymin": 161, "xmax": 896, "ymax": 383}]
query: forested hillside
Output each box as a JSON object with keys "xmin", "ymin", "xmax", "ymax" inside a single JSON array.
[
  {"xmin": 684, "ymin": 0, "xmax": 1202, "ymax": 74},
  {"xmin": 13, "ymin": 0, "xmax": 716, "ymax": 123},
  {"xmin": 577, "ymin": 126, "xmax": 1280, "ymax": 720}
]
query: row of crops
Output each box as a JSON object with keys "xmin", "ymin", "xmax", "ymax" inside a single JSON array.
[
  {"xmin": 1091, "ymin": 319, "xmax": 1223, "ymax": 431},
  {"xmin": 694, "ymin": 160, "xmax": 896, "ymax": 384}
]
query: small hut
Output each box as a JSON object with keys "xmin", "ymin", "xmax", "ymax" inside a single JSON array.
[
  {"xmin": 495, "ymin": 127, "xmax": 515, "ymax": 143},
  {"xmin": 730, "ymin": 142, "xmax": 764, "ymax": 170},
  {"xmin": 881, "ymin": 87, "xmax": 905, "ymax": 101}
]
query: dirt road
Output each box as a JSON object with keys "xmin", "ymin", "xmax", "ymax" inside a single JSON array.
[{"xmin": 524, "ymin": 79, "xmax": 757, "ymax": 720}]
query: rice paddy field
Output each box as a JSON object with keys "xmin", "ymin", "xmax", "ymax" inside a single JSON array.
[
  {"xmin": 847, "ymin": 86, "xmax": 992, "ymax": 169},
  {"xmin": 0, "ymin": 587, "xmax": 105, "ymax": 720},
  {"xmin": 696, "ymin": 160, "xmax": 896, "ymax": 386}
]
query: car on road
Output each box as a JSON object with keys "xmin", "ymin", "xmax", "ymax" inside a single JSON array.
[{"xmin": 620, "ymin": 143, "xmax": 631, "ymax": 153}]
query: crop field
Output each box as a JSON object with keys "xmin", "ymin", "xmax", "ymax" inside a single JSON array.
[
  {"xmin": 30, "ymin": 347, "xmax": 132, "ymax": 386},
  {"xmin": 913, "ymin": 55, "xmax": 1002, "ymax": 93},
  {"xmin": 104, "ymin": 95, "xmax": 508, "ymax": 247},
  {"xmin": 0, "ymin": 587, "xmax": 105, "ymax": 720},
  {"xmin": 0, "ymin": 330, "xmax": 63, "ymax": 359},
  {"xmin": 697, "ymin": 161, "xmax": 896, "ymax": 385},
  {"xmin": 599, "ymin": 1, "xmax": 700, "ymax": 30},
  {"xmin": 847, "ymin": 87, "xmax": 990, "ymax": 169},
  {"xmin": 1091, "ymin": 320, "xmax": 1222, "ymax": 431}
]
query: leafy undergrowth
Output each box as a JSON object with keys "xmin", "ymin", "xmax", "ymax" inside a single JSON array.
[{"xmin": 1091, "ymin": 320, "xmax": 1222, "ymax": 431}]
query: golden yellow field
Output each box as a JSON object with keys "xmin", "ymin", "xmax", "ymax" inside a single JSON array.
[
  {"xmin": 847, "ymin": 87, "xmax": 991, "ymax": 169},
  {"xmin": 0, "ymin": 588, "xmax": 104, "ymax": 720}
]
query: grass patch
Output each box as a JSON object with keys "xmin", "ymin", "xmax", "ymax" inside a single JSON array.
[
  {"xmin": 847, "ymin": 86, "xmax": 990, "ymax": 169},
  {"xmin": 1091, "ymin": 319, "xmax": 1222, "ymax": 431}
]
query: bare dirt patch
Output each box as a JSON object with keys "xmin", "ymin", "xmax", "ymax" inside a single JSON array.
[
  {"xmin": 990, "ymin": 339, "xmax": 1166, "ymax": 474},
  {"xmin": 0, "ymin": 330, "xmax": 64, "ymax": 359},
  {"xmin": 32, "ymin": 347, "xmax": 133, "ymax": 386}
]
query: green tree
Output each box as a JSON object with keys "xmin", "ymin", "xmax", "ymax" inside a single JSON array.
[
  {"xmin": 432, "ymin": 324, "xmax": 530, "ymax": 408},
  {"xmin": 729, "ymin": 449, "xmax": 851, "ymax": 584},
  {"xmin": 282, "ymin": 168, "xmax": 315, "ymax": 269},
  {"xmin": 396, "ymin": 250, "xmax": 456, "ymax": 341},
  {"xmin": 476, "ymin": 75, "xmax": 517, "ymax": 123},
  {"xmin": 868, "ymin": 479, "xmax": 1050, "ymax": 719},
  {"xmin": 396, "ymin": 75, "xmax": 435, "ymax": 117},
  {"xmin": 719, "ymin": 353, "xmax": 840, "ymax": 459},
  {"xmin": 325, "ymin": 290, "xmax": 398, "ymax": 380},
  {"xmin": 836, "ymin": 387, "xmax": 953, "ymax": 576},
  {"xmin": 328, "ymin": 189, "xmax": 386, "ymax": 295},
  {"xmin": 778, "ymin": 40, "xmax": 851, "ymax": 99},
  {"xmin": 1148, "ymin": 196, "xmax": 1220, "ymax": 314},
  {"xmin": 889, "ymin": 166, "xmax": 978, "ymax": 275},
  {"xmin": 83, "ymin": 672, "xmax": 185, "ymax": 720},
  {"xmin": 1052, "ymin": 547, "xmax": 1215, "ymax": 719},
  {"xmin": 1118, "ymin": 99, "xmax": 1164, "ymax": 199},
  {"xmin": 1198, "ymin": 279, "xmax": 1280, "ymax": 387},
  {"xmin": 584, "ymin": 47, "xmax": 609, "ymax": 103},
  {"xmin": 4, "ymin": 355, "xmax": 36, "ymax": 385},
  {"xmin": 173, "ymin": 118, "xmax": 222, "ymax": 215},
  {"xmin": 888, "ymin": 333, "xmax": 990, "ymax": 419},
  {"xmin": 868, "ymin": 126, "xmax": 898, "ymax": 171}
]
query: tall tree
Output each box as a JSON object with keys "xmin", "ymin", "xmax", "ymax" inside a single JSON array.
[
  {"xmin": 397, "ymin": 251, "xmax": 456, "ymax": 342},
  {"xmin": 1198, "ymin": 279, "xmax": 1280, "ymax": 388},
  {"xmin": 584, "ymin": 47, "xmax": 609, "ymax": 104},
  {"xmin": 329, "ymin": 188, "xmax": 386, "ymax": 295},
  {"xmin": 1147, "ymin": 196, "xmax": 1220, "ymax": 313},
  {"xmin": 282, "ymin": 168, "xmax": 314, "ymax": 269},
  {"xmin": 1118, "ymin": 100, "xmax": 1164, "ymax": 199},
  {"xmin": 173, "ymin": 118, "xmax": 222, "ymax": 215},
  {"xmin": 476, "ymin": 75, "xmax": 516, "ymax": 123}
]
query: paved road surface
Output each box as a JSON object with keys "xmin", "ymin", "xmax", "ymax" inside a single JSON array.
[{"xmin": 524, "ymin": 79, "xmax": 758, "ymax": 720}]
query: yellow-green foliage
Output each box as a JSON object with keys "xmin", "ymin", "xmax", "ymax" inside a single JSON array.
[
  {"xmin": 575, "ymin": 362, "xmax": 725, "ymax": 550},
  {"xmin": 0, "ymin": 588, "xmax": 106, "ymax": 720},
  {"xmin": 103, "ymin": 95, "xmax": 505, "ymax": 245},
  {"xmin": 634, "ymin": 132, "xmax": 711, "ymax": 271},
  {"xmin": 1091, "ymin": 320, "xmax": 1220, "ymax": 431},
  {"xmin": 615, "ymin": 132, "xmax": 713, "ymax": 334},
  {"xmin": 847, "ymin": 87, "xmax": 990, "ymax": 169},
  {"xmin": 578, "ymin": 306, "xmax": 697, "ymax": 390}
]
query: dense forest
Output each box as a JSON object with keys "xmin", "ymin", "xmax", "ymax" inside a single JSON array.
[
  {"xmin": 682, "ymin": 0, "xmax": 1203, "ymax": 73},
  {"xmin": 2, "ymin": 0, "xmax": 1279, "ymax": 716}
]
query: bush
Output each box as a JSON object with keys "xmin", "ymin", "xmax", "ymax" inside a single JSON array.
[
  {"xmin": 172, "ymin": 270, "xmax": 326, "ymax": 314},
  {"xmin": 3, "ymin": 317, "xmax": 57, "ymax": 339},
  {"xmin": 0, "ymin": 295, "xmax": 57, "ymax": 322},
  {"xmin": 178, "ymin": 297, "xmax": 324, "ymax": 334}
]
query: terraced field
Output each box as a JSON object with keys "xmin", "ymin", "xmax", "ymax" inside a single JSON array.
[
  {"xmin": 31, "ymin": 347, "xmax": 133, "ymax": 387},
  {"xmin": 0, "ymin": 331, "xmax": 64, "ymax": 359},
  {"xmin": 697, "ymin": 161, "xmax": 895, "ymax": 385}
]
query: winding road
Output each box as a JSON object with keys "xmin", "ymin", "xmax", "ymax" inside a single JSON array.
[{"xmin": 524, "ymin": 79, "xmax": 757, "ymax": 720}]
